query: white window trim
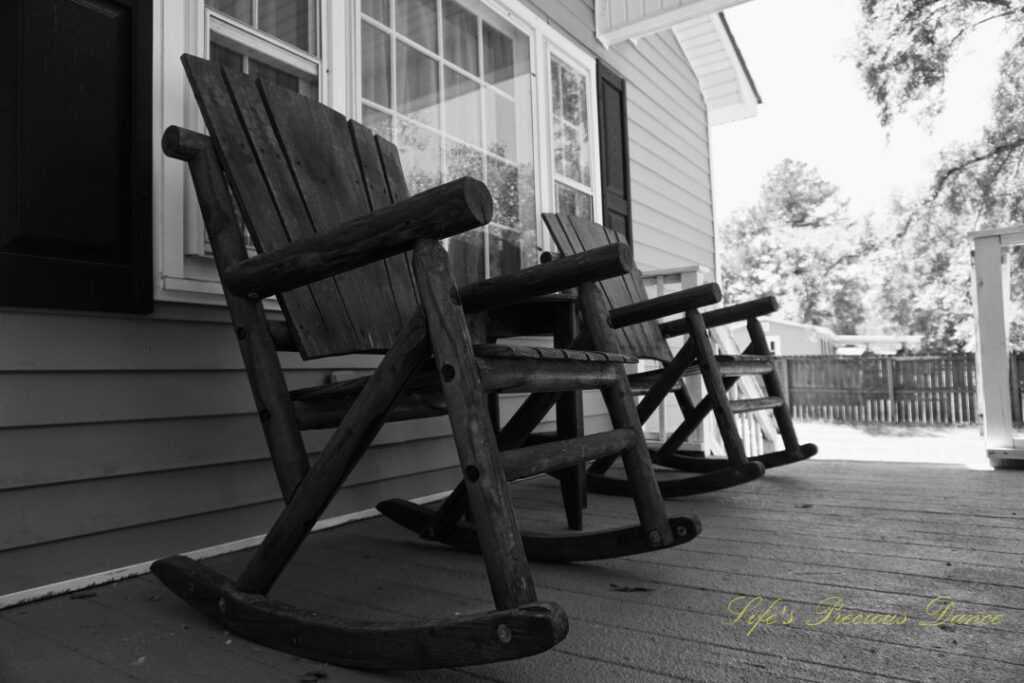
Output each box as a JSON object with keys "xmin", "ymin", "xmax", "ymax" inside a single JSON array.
[
  {"xmin": 152, "ymin": 0, "xmax": 600, "ymax": 307},
  {"xmin": 540, "ymin": 35, "xmax": 603, "ymax": 240},
  {"xmin": 154, "ymin": 1, "xmax": 346, "ymax": 306}
]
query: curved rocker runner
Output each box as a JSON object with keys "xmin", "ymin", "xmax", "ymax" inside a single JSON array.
[{"xmin": 154, "ymin": 55, "xmax": 699, "ymax": 670}]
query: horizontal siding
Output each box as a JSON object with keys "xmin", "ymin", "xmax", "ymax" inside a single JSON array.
[
  {"xmin": 0, "ymin": 467, "xmax": 462, "ymax": 594},
  {"xmin": 0, "ymin": 304, "xmax": 616, "ymax": 596},
  {"xmin": 521, "ymin": 0, "xmax": 714, "ymax": 273},
  {"xmin": 0, "ymin": 435, "xmax": 466, "ymax": 551}
]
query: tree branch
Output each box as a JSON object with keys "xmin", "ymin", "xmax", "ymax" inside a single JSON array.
[{"xmin": 932, "ymin": 137, "xmax": 1024, "ymax": 197}]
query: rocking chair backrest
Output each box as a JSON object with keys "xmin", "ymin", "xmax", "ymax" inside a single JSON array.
[
  {"xmin": 183, "ymin": 55, "xmax": 419, "ymax": 359},
  {"xmin": 542, "ymin": 214, "xmax": 673, "ymax": 363}
]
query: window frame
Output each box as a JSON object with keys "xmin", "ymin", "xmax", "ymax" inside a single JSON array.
[
  {"xmin": 155, "ymin": 0, "xmax": 346, "ymax": 305},
  {"xmin": 206, "ymin": 9, "xmax": 321, "ymax": 97},
  {"xmin": 540, "ymin": 36, "xmax": 603, "ymax": 232},
  {"xmin": 152, "ymin": 0, "xmax": 600, "ymax": 306},
  {"xmin": 348, "ymin": 0, "xmax": 602, "ymax": 261}
]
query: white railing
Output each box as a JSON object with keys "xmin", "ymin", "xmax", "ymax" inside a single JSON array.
[{"xmin": 970, "ymin": 226, "xmax": 1024, "ymax": 466}]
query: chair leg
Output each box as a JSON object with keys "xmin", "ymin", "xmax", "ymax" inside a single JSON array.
[
  {"xmin": 423, "ymin": 389, "xmax": 565, "ymax": 542},
  {"xmin": 577, "ymin": 282, "xmax": 675, "ymax": 548},
  {"xmin": 746, "ymin": 318, "xmax": 816, "ymax": 465},
  {"xmin": 149, "ymin": 311, "xmax": 564, "ymax": 670},
  {"xmin": 235, "ymin": 314, "xmax": 433, "ymax": 594},
  {"xmin": 587, "ymin": 309, "xmax": 766, "ymax": 499},
  {"xmin": 414, "ymin": 239, "xmax": 536, "ymax": 609}
]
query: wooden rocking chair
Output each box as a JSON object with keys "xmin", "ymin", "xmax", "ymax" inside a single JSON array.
[
  {"xmin": 151, "ymin": 55, "xmax": 699, "ymax": 670},
  {"xmin": 540, "ymin": 214, "xmax": 818, "ymax": 498}
]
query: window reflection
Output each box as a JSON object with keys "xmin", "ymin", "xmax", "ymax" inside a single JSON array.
[
  {"xmin": 396, "ymin": 0, "xmax": 438, "ymax": 51},
  {"xmin": 206, "ymin": 0, "xmax": 317, "ymax": 56},
  {"xmin": 550, "ymin": 55, "xmax": 594, "ymax": 220},
  {"xmin": 397, "ymin": 43, "xmax": 440, "ymax": 127},
  {"xmin": 361, "ymin": 0, "xmax": 535, "ymax": 283}
]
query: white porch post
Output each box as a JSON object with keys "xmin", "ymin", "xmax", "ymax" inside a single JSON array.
[{"xmin": 970, "ymin": 227, "xmax": 1024, "ymax": 466}]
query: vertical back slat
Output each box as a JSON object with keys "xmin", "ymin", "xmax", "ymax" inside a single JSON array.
[
  {"xmin": 221, "ymin": 70, "xmax": 359, "ymax": 348},
  {"xmin": 182, "ymin": 55, "xmax": 335, "ymax": 358},
  {"xmin": 349, "ymin": 124, "xmax": 420, "ymax": 322},
  {"xmin": 259, "ymin": 81, "xmax": 406, "ymax": 350},
  {"xmin": 544, "ymin": 214, "xmax": 671, "ymax": 361},
  {"xmin": 186, "ymin": 54, "xmax": 427, "ymax": 356},
  {"xmin": 550, "ymin": 214, "xmax": 636, "ymax": 354}
]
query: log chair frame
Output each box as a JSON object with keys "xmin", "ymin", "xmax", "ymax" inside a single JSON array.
[
  {"xmin": 543, "ymin": 213, "xmax": 818, "ymax": 499},
  {"xmin": 151, "ymin": 55, "xmax": 700, "ymax": 671}
]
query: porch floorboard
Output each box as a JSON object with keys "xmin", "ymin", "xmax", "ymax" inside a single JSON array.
[{"xmin": 3, "ymin": 459, "xmax": 1024, "ymax": 682}]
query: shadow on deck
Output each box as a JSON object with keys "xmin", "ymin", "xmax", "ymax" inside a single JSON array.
[{"xmin": 3, "ymin": 458, "xmax": 1024, "ymax": 682}]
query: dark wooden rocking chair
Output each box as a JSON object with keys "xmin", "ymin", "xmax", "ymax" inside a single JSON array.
[
  {"xmin": 540, "ymin": 213, "xmax": 818, "ymax": 498},
  {"xmin": 151, "ymin": 55, "xmax": 700, "ymax": 670}
]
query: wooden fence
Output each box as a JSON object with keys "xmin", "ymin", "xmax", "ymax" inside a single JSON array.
[{"xmin": 779, "ymin": 355, "xmax": 977, "ymax": 425}]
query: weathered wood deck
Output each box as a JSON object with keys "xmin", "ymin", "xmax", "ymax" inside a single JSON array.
[{"xmin": 3, "ymin": 458, "xmax": 1024, "ymax": 682}]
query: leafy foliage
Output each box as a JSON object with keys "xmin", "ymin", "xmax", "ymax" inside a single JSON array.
[
  {"xmin": 855, "ymin": 1, "xmax": 1024, "ymax": 349},
  {"xmin": 720, "ymin": 160, "xmax": 871, "ymax": 334},
  {"xmin": 875, "ymin": 198, "xmax": 977, "ymax": 351},
  {"xmin": 856, "ymin": 0, "xmax": 1024, "ymax": 221}
]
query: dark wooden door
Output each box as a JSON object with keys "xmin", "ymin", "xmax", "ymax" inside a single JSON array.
[
  {"xmin": 596, "ymin": 61, "xmax": 632, "ymax": 245},
  {"xmin": 0, "ymin": 0, "xmax": 152, "ymax": 313}
]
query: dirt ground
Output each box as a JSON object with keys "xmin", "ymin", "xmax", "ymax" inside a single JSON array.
[{"xmin": 794, "ymin": 420, "xmax": 991, "ymax": 469}]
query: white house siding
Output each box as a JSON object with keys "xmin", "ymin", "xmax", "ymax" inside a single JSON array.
[
  {"xmin": 0, "ymin": 0, "xmax": 713, "ymax": 601},
  {"xmin": 0, "ymin": 304, "xmax": 467, "ymax": 598},
  {"xmin": 0, "ymin": 304, "xmax": 616, "ymax": 599},
  {"xmin": 520, "ymin": 0, "xmax": 716, "ymax": 273}
]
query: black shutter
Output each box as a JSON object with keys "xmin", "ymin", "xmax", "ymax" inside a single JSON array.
[
  {"xmin": 0, "ymin": 0, "xmax": 152, "ymax": 313},
  {"xmin": 596, "ymin": 61, "xmax": 632, "ymax": 244}
]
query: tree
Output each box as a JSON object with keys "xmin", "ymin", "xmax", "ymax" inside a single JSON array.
[
  {"xmin": 874, "ymin": 197, "xmax": 977, "ymax": 352},
  {"xmin": 855, "ymin": 1, "xmax": 1024, "ymax": 350},
  {"xmin": 720, "ymin": 159, "xmax": 871, "ymax": 333},
  {"xmin": 855, "ymin": 0, "xmax": 1024, "ymax": 223}
]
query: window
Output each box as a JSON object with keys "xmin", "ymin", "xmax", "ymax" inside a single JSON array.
[
  {"xmin": 550, "ymin": 55, "xmax": 594, "ymax": 220},
  {"xmin": 206, "ymin": 0, "xmax": 320, "ymax": 99},
  {"xmin": 359, "ymin": 0, "xmax": 538, "ymax": 284},
  {"xmin": 155, "ymin": 0, "xmax": 600, "ymax": 303},
  {"xmin": 197, "ymin": 1, "xmax": 321, "ymax": 254}
]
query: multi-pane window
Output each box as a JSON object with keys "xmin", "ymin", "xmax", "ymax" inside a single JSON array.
[
  {"xmin": 360, "ymin": 0, "xmax": 537, "ymax": 284},
  {"xmin": 206, "ymin": 0, "xmax": 319, "ymax": 99},
  {"xmin": 550, "ymin": 55, "xmax": 594, "ymax": 220},
  {"xmin": 201, "ymin": 0, "xmax": 321, "ymax": 253}
]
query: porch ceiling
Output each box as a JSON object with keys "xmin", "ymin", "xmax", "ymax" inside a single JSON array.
[
  {"xmin": 597, "ymin": 1, "xmax": 761, "ymax": 125},
  {"xmin": 596, "ymin": 0, "xmax": 755, "ymax": 46}
]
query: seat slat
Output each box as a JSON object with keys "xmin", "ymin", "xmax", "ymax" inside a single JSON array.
[
  {"xmin": 730, "ymin": 397, "xmax": 785, "ymax": 414},
  {"xmin": 183, "ymin": 57, "xmax": 335, "ymax": 358},
  {"xmin": 473, "ymin": 344, "xmax": 635, "ymax": 363},
  {"xmin": 290, "ymin": 344, "xmax": 636, "ymax": 407}
]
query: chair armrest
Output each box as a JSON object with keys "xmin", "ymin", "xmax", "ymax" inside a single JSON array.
[
  {"xmin": 459, "ymin": 243, "xmax": 633, "ymax": 314},
  {"xmin": 607, "ymin": 283, "xmax": 722, "ymax": 329},
  {"xmin": 659, "ymin": 296, "xmax": 779, "ymax": 338},
  {"xmin": 220, "ymin": 178, "xmax": 491, "ymax": 299}
]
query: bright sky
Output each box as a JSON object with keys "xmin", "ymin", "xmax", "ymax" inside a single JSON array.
[{"xmin": 711, "ymin": 0, "xmax": 1012, "ymax": 223}]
